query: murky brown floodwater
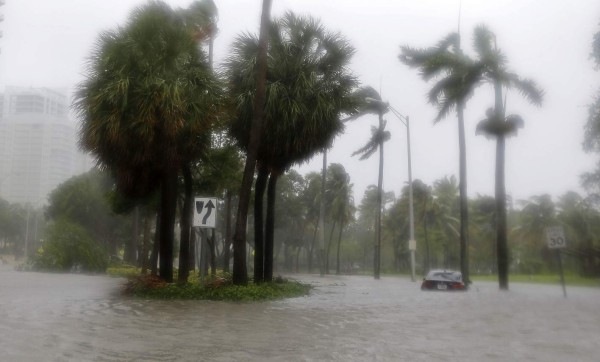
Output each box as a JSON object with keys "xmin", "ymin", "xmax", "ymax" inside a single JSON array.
[{"xmin": 1, "ymin": 263, "xmax": 599, "ymax": 362}]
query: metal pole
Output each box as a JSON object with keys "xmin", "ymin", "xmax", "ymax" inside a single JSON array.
[
  {"xmin": 24, "ymin": 205, "xmax": 30, "ymax": 260},
  {"xmin": 318, "ymin": 149, "xmax": 327, "ymax": 276},
  {"xmin": 557, "ymin": 249, "xmax": 567, "ymax": 298},
  {"xmin": 407, "ymin": 116, "xmax": 416, "ymax": 282}
]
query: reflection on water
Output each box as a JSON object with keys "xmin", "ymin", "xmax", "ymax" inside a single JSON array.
[{"xmin": 1, "ymin": 264, "xmax": 600, "ymax": 361}]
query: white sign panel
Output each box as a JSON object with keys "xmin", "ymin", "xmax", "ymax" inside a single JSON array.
[
  {"xmin": 545, "ymin": 226, "xmax": 566, "ymax": 249},
  {"xmin": 194, "ymin": 197, "xmax": 217, "ymax": 228},
  {"xmin": 408, "ymin": 239, "xmax": 417, "ymax": 251}
]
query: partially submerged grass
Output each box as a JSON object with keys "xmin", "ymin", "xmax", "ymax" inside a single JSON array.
[{"xmin": 471, "ymin": 273, "xmax": 600, "ymax": 287}]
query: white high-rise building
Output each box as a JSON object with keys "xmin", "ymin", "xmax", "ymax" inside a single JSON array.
[{"xmin": 0, "ymin": 86, "xmax": 91, "ymax": 206}]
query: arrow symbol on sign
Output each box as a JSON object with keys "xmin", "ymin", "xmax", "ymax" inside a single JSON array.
[
  {"xmin": 195, "ymin": 201, "xmax": 204, "ymax": 215},
  {"xmin": 202, "ymin": 200, "xmax": 215, "ymax": 224}
]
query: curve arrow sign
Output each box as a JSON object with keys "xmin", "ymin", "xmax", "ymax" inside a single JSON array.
[{"xmin": 194, "ymin": 197, "xmax": 217, "ymax": 228}]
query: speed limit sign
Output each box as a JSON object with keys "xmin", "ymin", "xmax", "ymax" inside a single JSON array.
[{"xmin": 546, "ymin": 226, "xmax": 566, "ymax": 249}]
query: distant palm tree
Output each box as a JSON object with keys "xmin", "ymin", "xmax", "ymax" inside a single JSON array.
[
  {"xmin": 400, "ymin": 33, "xmax": 481, "ymax": 285},
  {"xmin": 473, "ymin": 24, "xmax": 543, "ymax": 290},
  {"xmin": 227, "ymin": 12, "xmax": 357, "ymax": 282},
  {"xmin": 75, "ymin": 1, "xmax": 222, "ymax": 282},
  {"xmin": 432, "ymin": 176, "xmax": 460, "ymax": 269},
  {"xmin": 324, "ymin": 163, "xmax": 354, "ymax": 274},
  {"xmin": 352, "ymin": 87, "xmax": 390, "ymax": 279}
]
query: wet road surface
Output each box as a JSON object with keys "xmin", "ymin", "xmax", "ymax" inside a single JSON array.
[{"xmin": 1, "ymin": 264, "xmax": 599, "ymax": 361}]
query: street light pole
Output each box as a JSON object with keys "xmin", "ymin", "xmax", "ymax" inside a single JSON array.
[{"xmin": 381, "ymin": 102, "xmax": 417, "ymax": 282}]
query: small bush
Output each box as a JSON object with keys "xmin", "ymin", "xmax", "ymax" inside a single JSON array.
[
  {"xmin": 31, "ymin": 219, "xmax": 108, "ymax": 273},
  {"xmin": 123, "ymin": 274, "xmax": 311, "ymax": 302}
]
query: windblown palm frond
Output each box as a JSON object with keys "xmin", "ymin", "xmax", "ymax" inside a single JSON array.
[
  {"xmin": 352, "ymin": 125, "xmax": 391, "ymax": 161},
  {"xmin": 476, "ymin": 108, "xmax": 524, "ymax": 139},
  {"xmin": 226, "ymin": 11, "xmax": 358, "ymax": 172}
]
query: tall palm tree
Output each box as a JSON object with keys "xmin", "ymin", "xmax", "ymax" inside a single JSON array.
[
  {"xmin": 227, "ymin": 12, "xmax": 357, "ymax": 283},
  {"xmin": 75, "ymin": 1, "xmax": 222, "ymax": 282},
  {"xmin": 400, "ymin": 33, "xmax": 482, "ymax": 285},
  {"xmin": 176, "ymin": 0, "xmax": 220, "ymax": 283},
  {"xmin": 352, "ymin": 87, "xmax": 390, "ymax": 279},
  {"xmin": 473, "ymin": 24, "xmax": 543, "ymax": 290},
  {"xmin": 231, "ymin": 0, "xmax": 272, "ymax": 285}
]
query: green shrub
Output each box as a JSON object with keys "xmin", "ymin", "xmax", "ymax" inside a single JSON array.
[
  {"xmin": 31, "ymin": 219, "xmax": 108, "ymax": 273},
  {"xmin": 124, "ymin": 274, "xmax": 311, "ymax": 301}
]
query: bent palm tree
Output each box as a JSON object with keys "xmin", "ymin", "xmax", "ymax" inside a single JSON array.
[
  {"xmin": 400, "ymin": 33, "xmax": 481, "ymax": 285},
  {"xmin": 473, "ymin": 24, "xmax": 543, "ymax": 290}
]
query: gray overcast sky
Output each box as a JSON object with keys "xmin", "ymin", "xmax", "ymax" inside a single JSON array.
[{"xmin": 2, "ymin": 0, "xmax": 599, "ymax": 204}]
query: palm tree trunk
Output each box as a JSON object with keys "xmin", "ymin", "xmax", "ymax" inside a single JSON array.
[
  {"xmin": 374, "ymin": 113, "xmax": 384, "ymax": 279},
  {"xmin": 189, "ymin": 226, "xmax": 197, "ymax": 272},
  {"xmin": 150, "ymin": 210, "xmax": 161, "ymax": 275},
  {"xmin": 210, "ymin": 229, "xmax": 217, "ymax": 276},
  {"xmin": 140, "ymin": 212, "xmax": 152, "ymax": 275},
  {"xmin": 457, "ymin": 101, "xmax": 470, "ymax": 285},
  {"xmin": 254, "ymin": 165, "xmax": 268, "ymax": 283},
  {"xmin": 326, "ymin": 220, "xmax": 337, "ymax": 274},
  {"xmin": 494, "ymin": 80, "xmax": 509, "ymax": 290},
  {"xmin": 264, "ymin": 170, "xmax": 280, "ymax": 282},
  {"xmin": 125, "ymin": 206, "xmax": 138, "ymax": 264},
  {"xmin": 336, "ymin": 221, "xmax": 344, "ymax": 275},
  {"xmin": 308, "ymin": 223, "xmax": 318, "ymax": 273},
  {"xmin": 159, "ymin": 171, "xmax": 178, "ymax": 283},
  {"xmin": 318, "ymin": 149, "xmax": 327, "ymax": 276},
  {"xmin": 232, "ymin": 0, "xmax": 272, "ymax": 286},
  {"xmin": 223, "ymin": 191, "xmax": 232, "ymax": 273},
  {"xmin": 496, "ymin": 135, "xmax": 508, "ymax": 289},
  {"xmin": 178, "ymin": 164, "xmax": 193, "ymax": 283}
]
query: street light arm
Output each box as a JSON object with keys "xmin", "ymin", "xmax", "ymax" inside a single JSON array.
[{"xmin": 387, "ymin": 105, "xmax": 409, "ymax": 127}]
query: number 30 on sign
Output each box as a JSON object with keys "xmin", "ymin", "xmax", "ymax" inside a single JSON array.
[{"xmin": 545, "ymin": 226, "xmax": 566, "ymax": 249}]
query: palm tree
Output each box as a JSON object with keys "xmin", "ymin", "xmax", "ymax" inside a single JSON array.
[
  {"xmin": 473, "ymin": 25, "xmax": 543, "ymax": 289},
  {"xmin": 400, "ymin": 33, "xmax": 482, "ymax": 285},
  {"xmin": 324, "ymin": 163, "xmax": 354, "ymax": 274},
  {"xmin": 231, "ymin": 0, "xmax": 272, "ymax": 286},
  {"xmin": 432, "ymin": 176, "xmax": 460, "ymax": 269},
  {"xmin": 176, "ymin": 0, "xmax": 220, "ymax": 283},
  {"xmin": 352, "ymin": 88, "xmax": 390, "ymax": 279},
  {"xmin": 227, "ymin": 12, "xmax": 357, "ymax": 283},
  {"xmin": 75, "ymin": 1, "xmax": 222, "ymax": 282}
]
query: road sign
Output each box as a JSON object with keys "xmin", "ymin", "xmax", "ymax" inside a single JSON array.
[
  {"xmin": 194, "ymin": 197, "xmax": 217, "ymax": 228},
  {"xmin": 545, "ymin": 226, "xmax": 566, "ymax": 249},
  {"xmin": 408, "ymin": 239, "xmax": 416, "ymax": 251}
]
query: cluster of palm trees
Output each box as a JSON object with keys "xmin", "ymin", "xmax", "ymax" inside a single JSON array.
[
  {"xmin": 75, "ymin": 0, "xmax": 363, "ymax": 284},
  {"xmin": 74, "ymin": 0, "xmax": 548, "ymax": 289},
  {"xmin": 400, "ymin": 25, "xmax": 543, "ymax": 289}
]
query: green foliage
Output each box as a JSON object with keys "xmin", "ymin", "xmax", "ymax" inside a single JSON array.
[
  {"xmin": 46, "ymin": 169, "xmax": 129, "ymax": 250},
  {"xmin": 31, "ymin": 219, "xmax": 108, "ymax": 273},
  {"xmin": 124, "ymin": 274, "xmax": 311, "ymax": 301},
  {"xmin": 106, "ymin": 265, "xmax": 140, "ymax": 278},
  {"xmin": 226, "ymin": 11, "xmax": 358, "ymax": 172}
]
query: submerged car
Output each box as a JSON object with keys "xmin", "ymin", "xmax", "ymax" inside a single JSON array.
[{"xmin": 421, "ymin": 270, "xmax": 466, "ymax": 291}]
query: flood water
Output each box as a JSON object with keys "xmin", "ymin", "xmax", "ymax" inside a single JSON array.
[{"xmin": 1, "ymin": 263, "xmax": 599, "ymax": 362}]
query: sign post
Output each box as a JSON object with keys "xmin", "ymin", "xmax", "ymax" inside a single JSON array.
[
  {"xmin": 194, "ymin": 197, "xmax": 217, "ymax": 284},
  {"xmin": 545, "ymin": 226, "xmax": 567, "ymax": 298}
]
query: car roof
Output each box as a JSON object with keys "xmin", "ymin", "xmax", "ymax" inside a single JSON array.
[{"xmin": 425, "ymin": 270, "xmax": 462, "ymax": 280}]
